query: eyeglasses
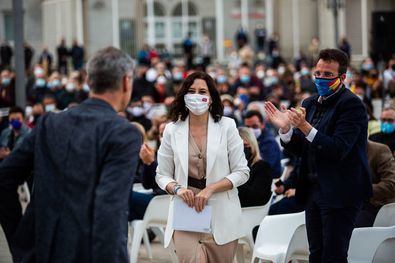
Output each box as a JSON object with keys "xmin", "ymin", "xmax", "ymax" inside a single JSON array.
[{"xmin": 313, "ymin": 71, "xmax": 339, "ymax": 78}]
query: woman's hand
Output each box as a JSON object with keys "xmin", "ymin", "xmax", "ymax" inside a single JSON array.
[
  {"xmin": 177, "ymin": 188, "xmax": 195, "ymax": 208},
  {"xmin": 194, "ymin": 187, "xmax": 214, "ymax": 212}
]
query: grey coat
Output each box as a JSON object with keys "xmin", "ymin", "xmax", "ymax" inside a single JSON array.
[{"xmin": 0, "ymin": 98, "xmax": 141, "ymax": 263}]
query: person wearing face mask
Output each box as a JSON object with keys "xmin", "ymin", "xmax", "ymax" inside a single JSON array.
[
  {"xmin": 156, "ymin": 72, "xmax": 249, "ymax": 262},
  {"xmin": 369, "ymin": 107, "xmax": 395, "ymax": 156},
  {"xmin": 127, "ymin": 101, "xmax": 152, "ymax": 132},
  {"xmin": 0, "ymin": 47, "xmax": 141, "ymax": 262},
  {"xmin": 243, "ymin": 110, "xmax": 282, "ymax": 179},
  {"xmin": 265, "ymin": 49, "xmax": 372, "ymax": 263},
  {"xmin": 237, "ymin": 127, "xmax": 272, "ymax": 207},
  {"xmin": 0, "ymin": 69, "xmax": 15, "ymax": 107},
  {"xmin": 0, "ymin": 107, "xmax": 30, "ymax": 160},
  {"xmin": 231, "ymin": 63, "xmax": 265, "ymax": 100}
]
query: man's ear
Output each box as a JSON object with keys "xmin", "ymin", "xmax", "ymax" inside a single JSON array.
[
  {"xmin": 340, "ymin": 73, "xmax": 347, "ymax": 82},
  {"xmin": 122, "ymin": 75, "xmax": 129, "ymax": 93}
]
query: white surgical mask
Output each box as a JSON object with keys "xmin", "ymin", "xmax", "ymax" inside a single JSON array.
[
  {"xmin": 45, "ymin": 104, "xmax": 56, "ymax": 112},
  {"xmin": 66, "ymin": 83, "xmax": 75, "ymax": 92},
  {"xmin": 256, "ymin": 70, "xmax": 265, "ymax": 79},
  {"xmin": 223, "ymin": 106, "xmax": 233, "ymax": 116},
  {"xmin": 252, "ymin": 128, "xmax": 262, "ymax": 138},
  {"xmin": 131, "ymin": 106, "xmax": 144, "ymax": 117},
  {"xmin": 184, "ymin": 94, "xmax": 210, "ymax": 116}
]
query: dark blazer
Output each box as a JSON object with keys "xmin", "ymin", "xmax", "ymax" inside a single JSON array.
[
  {"xmin": 257, "ymin": 128, "xmax": 282, "ymax": 179},
  {"xmin": 282, "ymin": 87, "xmax": 372, "ymax": 207},
  {"xmin": 238, "ymin": 159, "xmax": 272, "ymax": 207},
  {"xmin": 0, "ymin": 98, "xmax": 141, "ymax": 263}
]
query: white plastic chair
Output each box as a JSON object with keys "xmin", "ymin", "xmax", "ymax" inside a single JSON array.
[
  {"xmin": 348, "ymin": 226, "xmax": 395, "ymax": 263},
  {"xmin": 373, "ymin": 203, "xmax": 395, "ymax": 227},
  {"xmin": 236, "ymin": 195, "xmax": 274, "ymax": 263},
  {"xmin": 372, "ymin": 237, "xmax": 395, "ymax": 263},
  {"xmin": 251, "ymin": 211, "xmax": 306, "ymax": 263},
  {"xmin": 128, "ymin": 195, "xmax": 171, "ymax": 263},
  {"xmin": 284, "ymin": 224, "xmax": 309, "ymax": 262}
]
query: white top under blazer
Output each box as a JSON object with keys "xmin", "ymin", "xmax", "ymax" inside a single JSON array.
[{"xmin": 156, "ymin": 115, "xmax": 250, "ymax": 247}]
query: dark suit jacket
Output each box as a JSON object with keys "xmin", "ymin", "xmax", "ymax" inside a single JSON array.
[
  {"xmin": 0, "ymin": 98, "xmax": 141, "ymax": 263},
  {"xmin": 282, "ymin": 87, "xmax": 372, "ymax": 207}
]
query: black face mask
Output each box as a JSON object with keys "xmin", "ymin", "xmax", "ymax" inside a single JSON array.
[{"xmin": 244, "ymin": 147, "xmax": 252, "ymax": 162}]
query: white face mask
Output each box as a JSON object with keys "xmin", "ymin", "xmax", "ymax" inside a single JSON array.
[
  {"xmin": 131, "ymin": 106, "xmax": 144, "ymax": 117},
  {"xmin": 45, "ymin": 104, "xmax": 56, "ymax": 112},
  {"xmin": 184, "ymin": 94, "xmax": 210, "ymax": 116},
  {"xmin": 66, "ymin": 83, "xmax": 75, "ymax": 92},
  {"xmin": 223, "ymin": 106, "xmax": 233, "ymax": 116},
  {"xmin": 251, "ymin": 128, "xmax": 262, "ymax": 138}
]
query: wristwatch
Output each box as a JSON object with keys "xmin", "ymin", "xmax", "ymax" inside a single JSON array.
[{"xmin": 173, "ymin": 184, "xmax": 182, "ymax": 195}]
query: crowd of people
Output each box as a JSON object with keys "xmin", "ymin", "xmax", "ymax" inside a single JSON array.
[{"xmin": 0, "ymin": 33, "xmax": 395, "ymax": 262}]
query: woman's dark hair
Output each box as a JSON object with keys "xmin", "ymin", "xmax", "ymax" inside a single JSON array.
[{"xmin": 168, "ymin": 71, "xmax": 223, "ymax": 122}]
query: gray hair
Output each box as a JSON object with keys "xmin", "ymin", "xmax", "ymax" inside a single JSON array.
[
  {"xmin": 86, "ymin": 47, "xmax": 134, "ymax": 94},
  {"xmin": 238, "ymin": 127, "xmax": 262, "ymax": 164}
]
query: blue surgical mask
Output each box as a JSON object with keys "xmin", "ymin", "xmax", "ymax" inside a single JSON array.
[
  {"xmin": 48, "ymin": 79, "xmax": 61, "ymax": 89},
  {"xmin": 381, "ymin": 122, "xmax": 395, "ymax": 134},
  {"xmin": 240, "ymin": 75, "xmax": 250, "ymax": 84},
  {"xmin": 35, "ymin": 78, "xmax": 46, "ymax": 88},
  {"xmin": 314, "ymin": 77, "xmax": 341, "ymax": 97},
  {"xmin": 173, "ymin": 72, "xmax": 183, "ymax": 81},
  {"xmin": 1, "ymin": 78, "xmax": 11, "ymax": 86},
  {"xmin": 10, "ymin": 119, "xmax": 22, "ymax": 130},
  {"xmin": 217, "ymin": 75, "xmax": 227, "ymax": 84}
]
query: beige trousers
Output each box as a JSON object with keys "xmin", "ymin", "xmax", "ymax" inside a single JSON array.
[{"xmin": 173, "ymin": 230, "xmax": 238, "ymax": 263}]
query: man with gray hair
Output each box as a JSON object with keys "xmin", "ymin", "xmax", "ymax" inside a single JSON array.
[{"xmin": 0, "ymin": 47, "xmax": 141, "ymax": 262}]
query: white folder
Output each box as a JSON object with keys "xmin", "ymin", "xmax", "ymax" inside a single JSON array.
[{"xmin": 172, "ymin": 197, "xmax": 212, "ymax": 233}]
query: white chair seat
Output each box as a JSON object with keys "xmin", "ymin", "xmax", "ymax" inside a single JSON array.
[
  {"xmin": 348, "ymin": 226, "xmax": 395, "ymax": 263},
  {"xmin": 251, "ymin": 212, "xmax": 306, "ymax": 263}
]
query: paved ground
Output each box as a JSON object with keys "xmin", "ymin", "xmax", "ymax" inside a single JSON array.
[{"xmin": 1, "ymin": 227, "xmax": 252, "ymax": 263}]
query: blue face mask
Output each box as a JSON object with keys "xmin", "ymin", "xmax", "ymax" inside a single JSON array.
[
  {"xmin": 381, "ymin": 122, "xmax": 395, "ymax": 134},
  {"xmin": 314, "ymin": 77, "xmax": 341, "ymax": 97},
  {"xmin": 240, "ymin": 75, "xmax": 250, "ymax": 84},
  {"xmin": 2, "ymin": 78, "xmax": 11, "ymax": 86},
  {"xmin": 10, "ymin": 119, "xmax": 22, "ymax": 130},
  {"xmin": 35, "ymin": 78, "xmax": 46, "ymax": 88},
  {"xmin": 217, "ymin": 75, "xmax": 227, "ymax": 84}
]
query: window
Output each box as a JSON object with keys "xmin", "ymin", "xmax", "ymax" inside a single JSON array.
[
  {"xmin": 144, "ymin": 2, "xmax": 166, "ymax": 17},
  {"xmin": 172, "ymin": 2, "xmax": 198, "ymax": 16},
  {"xmin": 4, "ymin": 12, "xmax": 14, "ymax": 41}
]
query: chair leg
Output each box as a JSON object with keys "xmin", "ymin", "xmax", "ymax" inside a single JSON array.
[
  {"xmin": 245, "ymin": 233, "xmax": 255, "ymax": 253},
  {"xmin": 143, "ymin": 230, "xmax": 152, "ymax": 259},
  {"xmin": 130, "ymin": 220, "xmax": 145, "ymax": 263}
]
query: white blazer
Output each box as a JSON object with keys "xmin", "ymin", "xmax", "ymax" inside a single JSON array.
[{"xmin": 156, "ymin": 115, "xmax": 250, "ymax": 247}]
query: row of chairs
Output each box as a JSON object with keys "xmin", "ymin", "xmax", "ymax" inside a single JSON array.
[
  {"xmin": 251, "ymin": 203, "xmax": 395, "ymax": 263},
  {"xmin": 128, "ymin": 195, "xmax": 395, "ymax": 263}
]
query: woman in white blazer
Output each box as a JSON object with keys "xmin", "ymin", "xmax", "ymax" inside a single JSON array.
[{"xmin": 156, "ymin": 72, "xmax": 249, "ymax": 262}]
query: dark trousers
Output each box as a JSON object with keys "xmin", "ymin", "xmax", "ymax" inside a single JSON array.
[
  {"xmin": 305, "ymin": 193, "xmax": 361, "ymax": 263},
  {"xmin": 355, "ymin": 202, "xmax": 380, "ymax": 228},
  {"xmin": 128, "ymin": 191, "xmax": 154, "ymax": 221},
  {"xmin": 268, "ymin": 196, "xmax": 305, "ymax": 215}
]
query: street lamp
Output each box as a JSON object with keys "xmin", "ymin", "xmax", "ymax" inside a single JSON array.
[{"xmin": 326, "ymin": 0, "xmax": 345, "ymax": 47}]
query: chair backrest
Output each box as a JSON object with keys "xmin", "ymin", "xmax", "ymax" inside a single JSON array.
[
  {"xmin": 348, "ymin": 226, "xmax": 395, "ymax": 263},
  {"xmin": 253, "ymin": 212, "xmax": 306, "ymax": 258},
  {"xmin": 241, "ymin": 194, "xmax": 274, "ymax": 233},
  {"xmin": 285, "ymin": 224, "xmax": 309, "ymax": 262},
  {"xmin": 143, "ymin": 195, "xmax": 170, "ymax": 227},
  {"xmin": 0, "ymin": 225, "xmax": 12, "ymax": 263},
  {"xmin": 373, "ymin": 203, "xmax": 395, "ymax": 227},
  {"xmin": 373, "ymin": 237, "xmax": 395, "ymax": 263}
]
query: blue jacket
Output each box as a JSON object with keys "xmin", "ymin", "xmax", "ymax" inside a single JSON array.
[
  {"xmin": 0, "ymin": 98, "xmax": 141, "ymax": 263},
  {"xmin": 257, "ymin": 128, "xmax": 282, "ymax": 178},
  {"xmin": 282, "ymin": 87, "xmax": 372, "ymax": 207}
]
